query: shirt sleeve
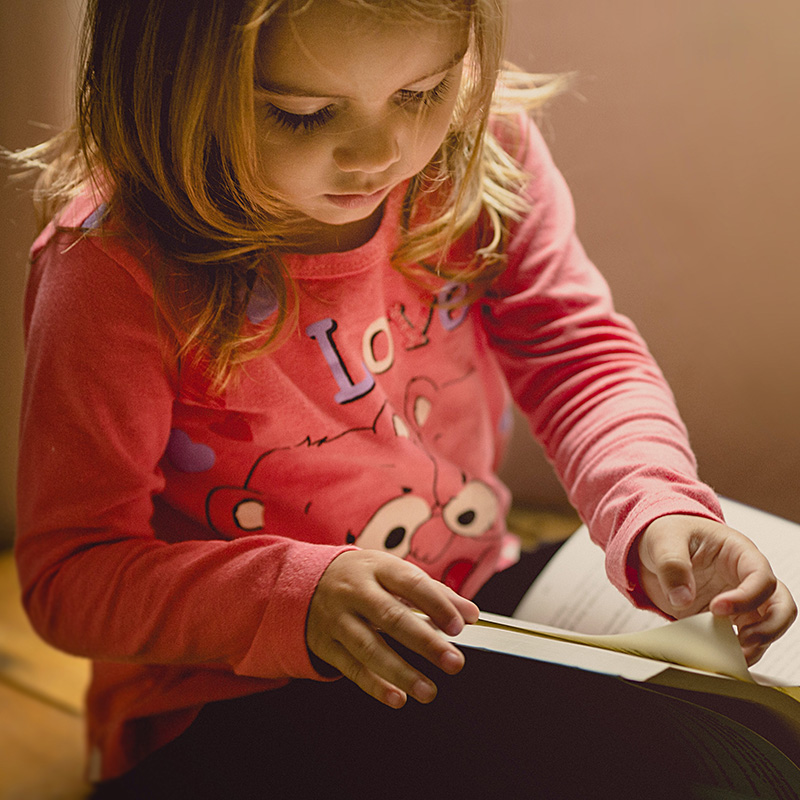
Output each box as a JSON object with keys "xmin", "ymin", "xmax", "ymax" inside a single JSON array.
[
  {"xmin": 481, "ymin": 115, "xmax": 724, "ymax": 607},
  {"xmin": 15, "ymin": 225, "xmax": 352, "ymax": 679}
]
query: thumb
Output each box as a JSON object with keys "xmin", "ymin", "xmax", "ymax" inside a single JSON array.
[{"xmin": 639, "ymin": 525, "xmax": 697, "ymax": 611}]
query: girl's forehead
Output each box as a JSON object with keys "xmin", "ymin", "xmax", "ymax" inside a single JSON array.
[
  {"xmin": 272, "ymin": 0, "xmax": 472, "ymax": 25},
  {"xmin": 256, "ymin": 0, "xmax": 469, "ymax": 93}
]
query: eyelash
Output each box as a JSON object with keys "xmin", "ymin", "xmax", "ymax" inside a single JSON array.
[
  {"xmin": 397, "ymin": 76, "xmax": 453, "ymax": 109},
  {"xmin": 264, "ymin": 75, "xmax": 454, "ymax": 134},
  {"xmin": 265, "ymin": 104, "xmax": 335, "ymax": 133}
]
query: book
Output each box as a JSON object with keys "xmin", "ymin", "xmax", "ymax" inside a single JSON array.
[{"xmin": 446, "ymin": 497, "xmax": 800, "ymax": 795}]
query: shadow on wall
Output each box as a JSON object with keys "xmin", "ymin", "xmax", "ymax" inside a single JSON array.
[{"xmin": 501, "ymin": 0, "xmax": 800, "ymax": 522}]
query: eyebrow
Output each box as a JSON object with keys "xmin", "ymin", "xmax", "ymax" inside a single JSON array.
[{"xmin": 258, "ymin": 48, "xmax": 468, "ymax": 98}]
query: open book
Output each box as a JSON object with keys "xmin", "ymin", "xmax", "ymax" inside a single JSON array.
[{"xmin": 447, "ymin": 497, "xmax": 800, "ymax": 793}]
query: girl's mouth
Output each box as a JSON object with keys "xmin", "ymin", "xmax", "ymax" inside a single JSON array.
[{"xmin": 324, "ymin": 187, "xmax": 390, "ymax": 209}]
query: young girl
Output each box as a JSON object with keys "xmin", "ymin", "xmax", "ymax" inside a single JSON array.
[{"xmin": 14, "ymin": 0, "xmax": 796, "ymax": 796}]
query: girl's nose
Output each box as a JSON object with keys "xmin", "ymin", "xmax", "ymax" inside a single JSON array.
[{"xmin": 333, "ymin": 118, "xmax": 401, "ymax": 174}]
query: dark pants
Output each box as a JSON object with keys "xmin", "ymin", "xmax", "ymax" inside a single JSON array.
[{"xmin": 92, "ymin": 547, "xmax": 800, "ymax": 799}]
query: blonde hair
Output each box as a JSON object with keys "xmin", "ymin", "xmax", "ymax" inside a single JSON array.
[{"xmin": 19, "ymin": 0, "xmax": 566, "ymax": 389}]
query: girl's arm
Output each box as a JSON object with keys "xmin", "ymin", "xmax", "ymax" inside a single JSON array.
[
  {"xmin": 15, "ymin": 224, "xmax": 342, "ymax": 681},
  {"xmin": 482, "ymin": 116, "xmax": 795, "ymax": 652},
  {"xmin": 483, "ymin": 115, "xmax": 720, "ymax": 599}
]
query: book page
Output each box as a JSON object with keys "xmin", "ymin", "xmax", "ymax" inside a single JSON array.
[
  {"xmin": 448, "ymin": 620, "xmax": 800, "ymax": 791},
  {"xmin": 512, "ymin": 497, "xmax": 800, "ymax": 686},
  {"xmin": 634, "ymin": 685, "xmax": 800, "ymax": 797},
  {"xmin": 448, "ymin": 617, "xmax": 687, "ymax": 683},
  {"xmin": 477, "ymin": 610, "xmax": 751, "ymax": 681}
]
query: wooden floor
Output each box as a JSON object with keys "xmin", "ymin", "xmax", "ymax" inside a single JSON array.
[
  {"xmin": 0, "ymin": 551, "xmax": 92, "ymax": 799},
  {"xmin": 0, "ymin": 507, "xmax": 578, "ymax": 799}
]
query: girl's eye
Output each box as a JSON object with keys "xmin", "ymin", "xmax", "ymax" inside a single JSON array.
[
  {"xmin": 265, "ymin": 104, "xmax": 335, "ymax": 133},
  {"xmin": 397, "ymin": 76, "xmax": 453, "ymax": 109},
  {"xmin": 260, "ymin": 72, "xmax": 454, "ymax": 133}
]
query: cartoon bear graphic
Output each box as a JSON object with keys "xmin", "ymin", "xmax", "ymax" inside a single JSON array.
[{"xmin": 204, "ymin": 380, "xmax": 508, "ymax": 596}]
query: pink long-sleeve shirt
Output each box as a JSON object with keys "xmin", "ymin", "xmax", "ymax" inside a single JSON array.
[{"xmin": 15, "ymin": 116, "xmax": 723, "ymax": 780}]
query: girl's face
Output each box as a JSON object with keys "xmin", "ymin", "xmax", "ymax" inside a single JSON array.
[{"xmin": 255, "ymin": 0, "xmax": 469, "ymax": 252}]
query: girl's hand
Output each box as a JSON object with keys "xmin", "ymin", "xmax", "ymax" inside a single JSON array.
[
  {"xmin": 307, "ymin": 550, "xmax": 479, "ymax": 708},
  {"xmin": 637, "ymin": 514, "xmax": 797, "ymax": 665}
]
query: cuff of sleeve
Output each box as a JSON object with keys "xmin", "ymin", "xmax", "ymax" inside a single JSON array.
[
  {"xmin": 604, "ymin": 491, "xmax": 725, "ymax": 612},
  {"xmin": 233, "ymin": 543, "xmax": 358, "ymax": 681}
]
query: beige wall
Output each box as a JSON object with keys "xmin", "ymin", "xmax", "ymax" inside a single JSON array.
[
  {"xmin": 0, "ymin": 0, "xmax": 82, "ymax": 546},
  {"xmin": 1, "ymin": 2, "xmax": 799, "ymax": 550},
  {"xmin": 500, "ymin": 0, "xmax": 800, "ymax": 522}
]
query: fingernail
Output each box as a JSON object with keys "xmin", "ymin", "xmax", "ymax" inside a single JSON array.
[
  {"xmin": 413, "ymin": 680, "xmax": 436, "ymax": 703},
  {"xmin": 668, "ymin": 587, "xmax": 693, "ymax": 608},
  {"xmin": 387, "ymin": 690, "xmax": 406, "ymax": 709},
  {"xmin": 711, "ymin": 598, "xmax": 733, "ymax": 616},
  {"xmin": 440, "ymin": 649, "xmax": 463, "ymax": 673}
]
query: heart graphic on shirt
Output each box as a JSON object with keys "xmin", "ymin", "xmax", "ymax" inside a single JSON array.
[
  {"xmin": 166, "ymin": 429, "xmax": 216, "ymax": 473},
  {"xmin": 246, "ymin": 281, "xmax": 279, "ymax": 324}
]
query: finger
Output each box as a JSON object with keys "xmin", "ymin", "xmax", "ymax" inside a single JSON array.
[
  {"xmin": 739, "ymin": 618, "xmax": 779, "ymax": 667},
  {"xmin": 364, "ymin": 591, "xmax": 466, "ymax": 676},
  {"xmin": 323, "ymin": 638, "xmax": 409, "ymax": 709},
  {"xmin": 394, "ymin": 585, "xmax": 480, "ymax": 629},
  {"xmin": 741, "ymin": 641, "xmax": 768, "ymax": 667},
  {"xmin": 639, "ymin": 529, "xmax": 696, "ymax": 610},
  {"xmin": 451, "ymin": 591, "xmax": 481, "ymax": 625},
  {"xmin": 709, "ymin": 567, "xmax": 777, "ymax": 617},
  {"xmin": 736, "ymin": 582, "xmax": 797, "ymax": 650},
  {"xmin": 334, "ymin": 614, "xmax": 442, "ymax": 704},
  {"xmin": 728, "ymin": 583, "xmax": 796, "ymax": 666},
  {"xmin": 379, "ymin": 563, "xmax": 477, "ymax": 637},
  {"xmin": 738, "ymin": 616, "xmax": 777, "ymax": 665},
  {"xmin": 729, "ymin": 609, "xmax": 763, "ymax": 630}
]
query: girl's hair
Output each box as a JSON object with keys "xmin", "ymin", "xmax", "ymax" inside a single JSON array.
[{"xmin": 19, "ymin": 0, "xmax": 565, "ymax": 389}]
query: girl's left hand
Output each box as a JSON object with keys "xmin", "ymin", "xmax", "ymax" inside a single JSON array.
[{"xmin": 637, "ymin": 514, "xmax": 797, "ymax": 665}]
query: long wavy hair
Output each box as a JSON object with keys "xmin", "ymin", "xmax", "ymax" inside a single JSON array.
[{"xmin": 17, "ymin": 0, "xmax": 566, "ymax": 389}]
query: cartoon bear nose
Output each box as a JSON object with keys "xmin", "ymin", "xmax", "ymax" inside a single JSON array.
[
  {"xmin": 409, "ymin": 481, "xmax": 501, "ymax": 564},
  {"xmin": 406, "ymin": 515, "xmax": 449, "ymax": 564}
]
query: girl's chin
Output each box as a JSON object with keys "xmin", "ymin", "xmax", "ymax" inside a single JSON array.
[{"xmin": 291, "ymin": 203, "xmax": 387, "ymax": 253}]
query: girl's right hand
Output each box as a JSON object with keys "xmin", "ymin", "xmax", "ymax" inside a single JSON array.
[{"xmin": 307, "ymin": 550, "xmax": 479, "ymax": 708}]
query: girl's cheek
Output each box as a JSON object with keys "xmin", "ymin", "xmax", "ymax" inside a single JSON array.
[
  {"xmin": 256, "ymin": 140, "xmax": 332, "ymax": 196},
  {"xmin": 420, "ymin": 112, "xmax": 456, "ymax": 156},
  {"xmin": 257, "ymin": 131, "xmax": 322, "ymax": 170}
]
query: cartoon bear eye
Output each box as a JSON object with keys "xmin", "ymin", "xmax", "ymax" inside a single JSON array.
[
  {"xmin": 355, "ymin": 495, "xmax": 432, "ymax": 557},
  {"xmin": 442, "ymin": 481, "xmax": 499, "ymax": 538},
  {"xmin": 234, "ymin": 499, "xmax": 265, "ymax": 531}
]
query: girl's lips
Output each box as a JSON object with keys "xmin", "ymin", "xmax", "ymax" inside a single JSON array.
[{"xmin": 324, "ymin": 186, "xmax": 390, "ymax": 209}]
